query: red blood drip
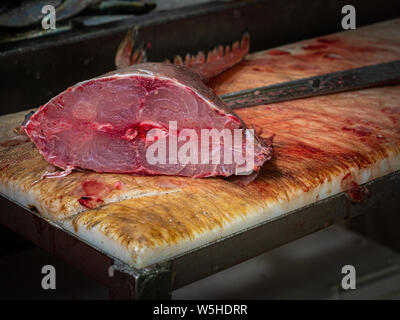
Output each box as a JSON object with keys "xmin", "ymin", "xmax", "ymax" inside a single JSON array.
[{"xmin": 302, "ymin": 44, "xmax": 328, "ymax": 50}]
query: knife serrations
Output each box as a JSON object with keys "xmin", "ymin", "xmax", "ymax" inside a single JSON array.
[{"xmin": 219, "ymin": 60, "xmax": 400, "ymax": 109}]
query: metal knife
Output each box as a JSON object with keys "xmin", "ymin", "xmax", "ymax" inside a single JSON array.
[{"xmin": 219, "ymin": 60, "xmax": 400, "ymax": 109}]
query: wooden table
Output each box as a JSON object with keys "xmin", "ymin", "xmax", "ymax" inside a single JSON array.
[{"xmin": 1, "ymin": 19, "xmax": 400, "ymax": 299}]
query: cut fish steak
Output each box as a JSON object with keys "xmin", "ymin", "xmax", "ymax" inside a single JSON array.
[{"xmin": 25, "ymin": 63, "xmax": 272, "ymax": 177}]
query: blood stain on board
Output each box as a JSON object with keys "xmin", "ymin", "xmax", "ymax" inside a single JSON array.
[
  {"xmin": 0, "ymin": 138, "xmax": 29, "ymax": 147},
  {"xmin": 302, "ymin": 44, "xmax": 328, "ymax": 50},
  {"xmin": 317, "ymin": 38, "xmax": 340, "ymax": 44},
  {"xmin": 323, "ymin": 53, "xmax": 343, "ymax": 60},
  {"xmin": 78, "ymin": 197, "xmax": 104, "ymax": 209},
  {"xmin": 0, "ymin": 161, "xmax": 9, "ymax": 171},
  {"xmin": 268, "ymin": 49, "xmax": 291, "ymax": 56},
  {"xmin": 381, "ymin": 107, "xmax": 400, "ymax": 114}
]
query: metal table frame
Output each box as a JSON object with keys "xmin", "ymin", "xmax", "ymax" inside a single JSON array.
[
  {"xmin": 1, "ymin": 171, "xmax": 398, "ymax": 299},
  {"xmin": 1, "ymin": 0, "xmax": 400, "ymax": 299}
]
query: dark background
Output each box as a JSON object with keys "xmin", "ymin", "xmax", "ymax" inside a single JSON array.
[{"xmin": 1, "ymin": 0, "xmax": 400, "ymax": 115}]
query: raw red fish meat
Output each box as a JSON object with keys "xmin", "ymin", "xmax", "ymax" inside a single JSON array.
[{"xmin": 25, "ymin": 63, "xmax": 271, "ymax": 177}]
